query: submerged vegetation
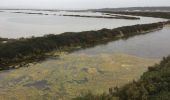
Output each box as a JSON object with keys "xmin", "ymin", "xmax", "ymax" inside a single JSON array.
[
  {"xmin": 0, "ymin": 22, "xmax": 165, "ymax": 70},
  {"xmin": 73, "ymin": 55, "xmax": 170, "ymax": 100},
  {"xmin": 0, "ymin": 54, "xmax": 157, "ymax": 100}
]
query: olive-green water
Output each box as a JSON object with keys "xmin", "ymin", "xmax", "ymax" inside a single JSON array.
[{"xmin": 0, "ymin": 54, "xmax": 158, "ymax": 100}]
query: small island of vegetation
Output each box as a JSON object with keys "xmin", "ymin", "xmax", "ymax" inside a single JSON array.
[
  {"xmin": 62, "ymin": 14, "xmax": 140, "ymax": 20},
  {"xmin": 13, "ymin": 12, "xmax": 49, "ymax": 15}
]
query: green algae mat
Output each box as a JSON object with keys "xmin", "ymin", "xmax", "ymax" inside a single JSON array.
[{"xmin": 0, "ymin": 53, "xmax": 159, "ymax": 100}]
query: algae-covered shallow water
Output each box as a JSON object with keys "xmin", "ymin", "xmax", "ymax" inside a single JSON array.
[{"xmin": 0, "ymin": 53, "xmax": 159, "ymax": 100}]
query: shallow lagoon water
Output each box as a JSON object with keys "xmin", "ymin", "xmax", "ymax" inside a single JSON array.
[
  {"xmin": 0, "ymin": 54, "xmax": 158, "ymax": 100},
  {"xmin": 74, "ymin": 26, "xmax": 170, "ymax": 59},
  {"xmin": 0, "ymin": 10, "xmax": 170, "ymax": 100},
  {"xmin": 0, "ymin": 10, "xmax": 166, "ymax": 38}
]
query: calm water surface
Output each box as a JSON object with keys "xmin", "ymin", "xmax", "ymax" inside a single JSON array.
[
  {"xmin": 73, "ymin": 26, "xmax": 170, "ymax": 58},
  {"xmin": 0, "ymin": 10, "xmax": 166, "ymax": 38}
]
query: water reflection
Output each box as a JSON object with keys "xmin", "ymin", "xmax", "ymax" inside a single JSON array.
[
  {"xmin": 0, "ymin": 10, "xmax": 166, "ymax": 38},
  {"xmin": 73, "ymin": 26, "xmax": 170, "ymax": 58}
]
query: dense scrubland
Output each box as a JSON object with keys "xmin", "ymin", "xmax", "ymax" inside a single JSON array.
[
  {"xmin": 73, "ymin": 55, "xmax": 170, "ymax": 100},
  {"xmin": 0, "ymin": 22, "xmax": 164, "ymax": 70}
]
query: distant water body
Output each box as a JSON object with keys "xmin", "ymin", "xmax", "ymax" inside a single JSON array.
[{"xmin": 0, "ymin": 10, "xmax": 167, "ymax": 38}]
